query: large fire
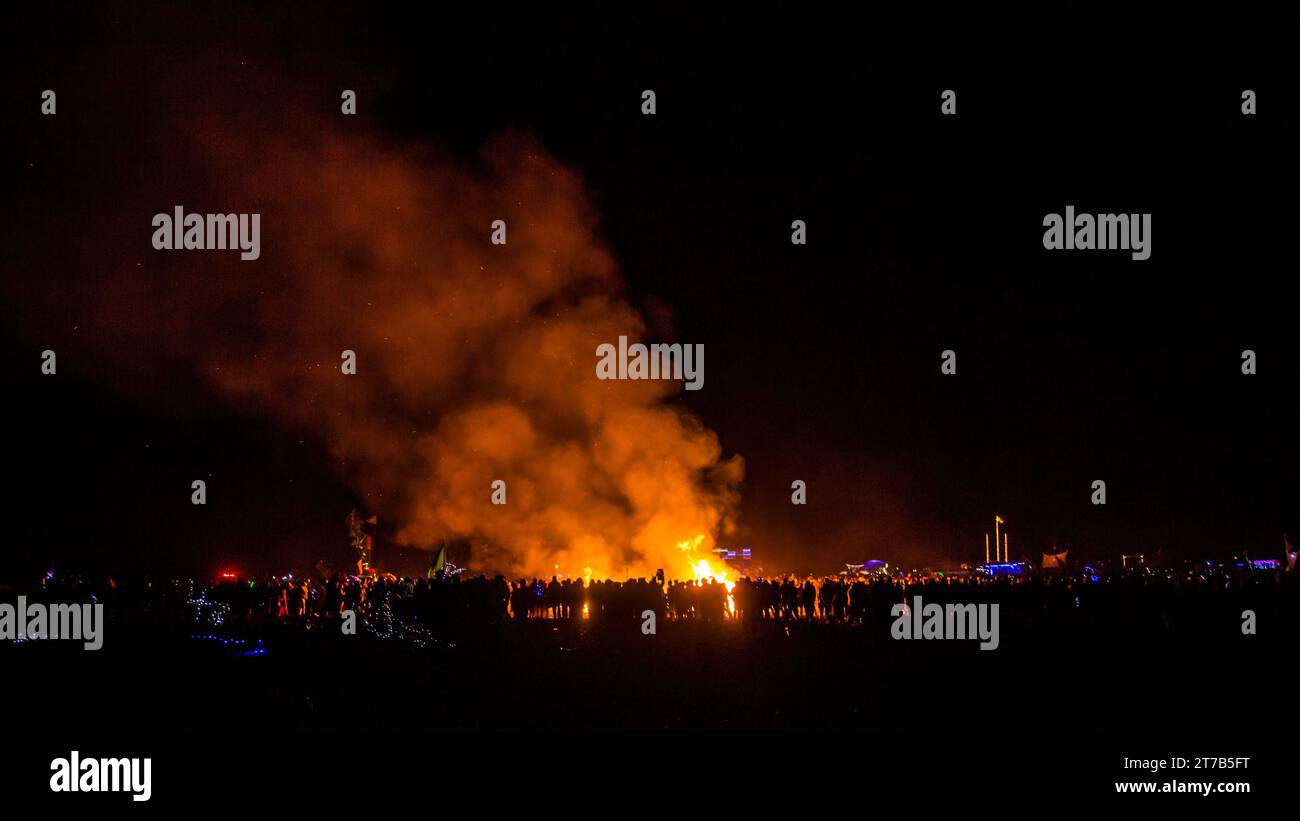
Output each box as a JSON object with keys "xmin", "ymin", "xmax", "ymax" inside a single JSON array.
[
  {"xmin": 677, "ymin": 534, "xmax": 736, "ymax": 614},
  {"xmin": 40, "ymin": 77, "xmax": 745, "ymax": 581}
]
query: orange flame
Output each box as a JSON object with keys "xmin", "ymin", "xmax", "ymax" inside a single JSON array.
[{"xmin": 678, "ymin": 535, "xmax": 736, "ymax": 614}]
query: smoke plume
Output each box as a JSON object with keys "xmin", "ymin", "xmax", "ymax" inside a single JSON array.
[{"xmin": 26, "ymin": 99, "xmax": 743, "ymax": 579}]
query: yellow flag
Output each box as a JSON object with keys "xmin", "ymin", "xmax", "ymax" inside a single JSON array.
[{"xmin": 428, "ymin": 543, "xmax": 447, "ymax": 578}]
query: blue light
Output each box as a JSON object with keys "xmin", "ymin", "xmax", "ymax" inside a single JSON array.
[{"xmin": 977, "ymin": 562, "xmax": 1024, "ymax": 577}]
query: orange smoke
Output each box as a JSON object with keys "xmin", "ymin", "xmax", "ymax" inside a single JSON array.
[{"xmin": 62, "ymin": 103, "xmax": 743, "ymax": 580}]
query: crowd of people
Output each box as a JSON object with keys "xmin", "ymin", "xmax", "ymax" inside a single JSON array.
[
  {"xmin": 165, "ymin": 561, "xmax": 1297, "ymax": 639},
  {"xmin": 194, "ymin": 573, "xmax": 890, "ymax": 626},
  {"xmin": 10, "ymin": 561, "xmax": 1294, "ymax": 644}
]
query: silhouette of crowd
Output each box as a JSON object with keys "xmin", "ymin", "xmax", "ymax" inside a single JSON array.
[
  {"xmin": 15, "ymin": 561, "xmax": 1295, "ymax": 646},
  {"xmin": 150, "ymin": 561, "xmax": 1298, "ymax": 642}
]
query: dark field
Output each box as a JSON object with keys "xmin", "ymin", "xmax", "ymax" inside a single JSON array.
[{"xmin": 3, "ymin": 581, "xmax": 1292, "ymax": 806}]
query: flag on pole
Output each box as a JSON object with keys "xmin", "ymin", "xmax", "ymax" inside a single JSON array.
[
  {"xmin": 428, "ymin": 543, "xmax": 447, "ymax": 578},
  {"xmin": 995, "ymin": 515, "xmax": 1005, "ymax": 524}
]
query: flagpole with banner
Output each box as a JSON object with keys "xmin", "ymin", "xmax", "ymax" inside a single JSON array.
[{"xmin": 428, "ymin": 542, "xmax": 447, "ymax": 579}]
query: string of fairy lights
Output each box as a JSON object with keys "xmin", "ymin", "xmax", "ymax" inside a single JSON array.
[{"xmin": 183, "ymin": 588, "xmax": 450, "ymax": 653}]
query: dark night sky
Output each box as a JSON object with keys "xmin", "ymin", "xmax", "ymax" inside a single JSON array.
[{"xmin": 2, "ymin": 6, "xmax": 1295, "ymax": 579}]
